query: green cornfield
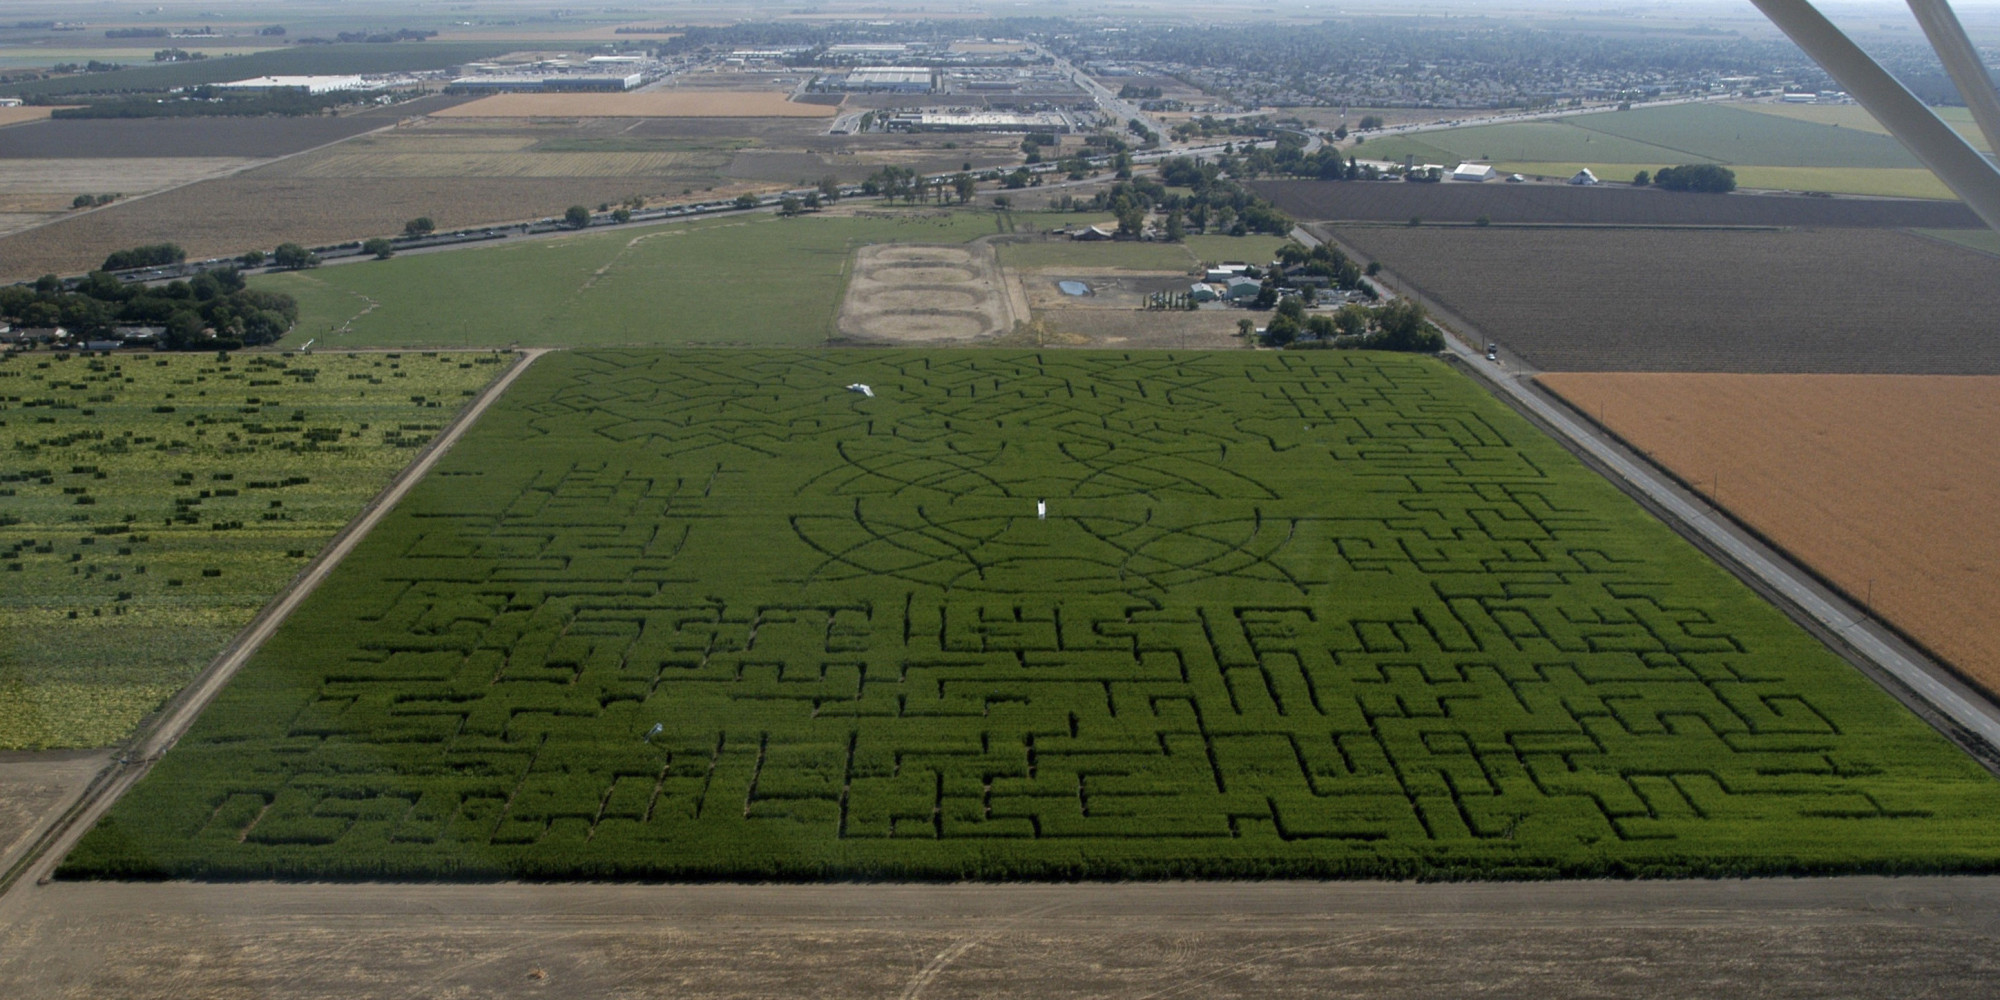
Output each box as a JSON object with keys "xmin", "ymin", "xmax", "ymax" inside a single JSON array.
[{"xmin": 60, "ymin": 350, "xmax": 2000, "ymax": 880}]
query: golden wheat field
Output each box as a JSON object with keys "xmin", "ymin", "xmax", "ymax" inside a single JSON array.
[
  {"xmin": 0, "ymin": 105, "xmax": 58, "ymax": 126},
  {"xmin": 1539, "ymin": 372, "xmax": 2000, "ymax": 696},
  {"xmin": 432, "ymin": 92, "xmax": 839, "ymax": 118}
]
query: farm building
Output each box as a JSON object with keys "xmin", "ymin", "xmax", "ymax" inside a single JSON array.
[
  {"xmin": 1569, "ymin": 168, "xmax": 1601, "ymax": 185},
  {"xmin": 1190, "ymin": 283, "xmax": 1220, "ymax": 302},
  {"xmin": 1070, "ymin": 225, "xmax": 1117, "ymax": 241},
  {"xmin": 1226, "ymin": 277, "xmax": 1263, "ymax": 301},
  {"xmin": 1451, "ymin": 163, "xmax": 1497, "ymax": 182},
  {"xmin": 1205, "ymin": 265, "xmax": 1250, "ymax": 282}
]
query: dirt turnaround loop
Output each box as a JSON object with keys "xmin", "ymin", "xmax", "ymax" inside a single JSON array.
[{"xmin": 838, "ymin": 242, "xmax": 1016, "ymax": 342}]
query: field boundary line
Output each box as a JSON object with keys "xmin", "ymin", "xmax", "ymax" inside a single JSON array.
[{"xmin": 0, "ymin": 347, "xmax": 550, "ymax": 900}]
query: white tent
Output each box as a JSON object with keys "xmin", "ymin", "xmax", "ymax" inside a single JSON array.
[{"xmin": 1568, "ymin": 168, "xmax": 1600, "ymax": 185}]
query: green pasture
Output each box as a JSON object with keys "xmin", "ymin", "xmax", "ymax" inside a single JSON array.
[
  {"xmin": 62, "ymin": 350, "xmax": 2000, "ymax": 881},
  {"xmin": 261, "ymin": 212, "xmax": 1283, "ymax": 349},
  {"xmin": 1355, "ymin": 103, "xmax": 1956, "ymax": 199},
  {"xmin": 1492, "ymin": 162, "xmax": 1957, "ymax": 200},
  {"xmin": 0, "ymin": 350, "xmax": 501, "ymax": 749}
]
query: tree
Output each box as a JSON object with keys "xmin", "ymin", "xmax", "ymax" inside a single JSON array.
[
  {"xmin": 1004, "ymin": 168, "xmax": 1030, "ymax": 190},
  {"xmin": 564, "ymin": 205, "xmax": 592, "ymax": 228},
  {"xmin": 363, "ymin": 237, "xmax": 394, "ymax": 260},
  {"xmin": 238, "ymin": 249, "xmax": 266, "ymax": 267},
  {"xmin": 1237, "ymin": 318, "xmax": 1256, "ymax": 340},
  {"xmin": 1164, "ymin": 212, "xmax": 1185, "ymax": 243},
  {"xmin": 1475, "ymin": 215, "xmax": 1491, "ymax": 227},
  {"xmin": 404, "ymin": 217, "xmax": 435, "ymax": 236},
  {"xmin": 803, "ymin": 191, "xmax": 821, "ymax": 210},
  {"xmin": 1114, "ymin": 152, "xmax": 1133, "ymax": 180},
  {"xmin": 1632, "ymin": 169, "xmax": 1651, "ymax": 187},
  {"xmin": 1365, "ymin": 261, "xmax": 1381, "ymax": 276},
  {"xmin": 1407, "ymin": 216, "xmax": 1422, "ymax": 227},
  {"xmin": 1275, "ymin": 296, "xmax": 1306, "ymax": 322},
  {"xmin": 952, "ymin": 172, "xmax": 976, "ymax": 204},
  {"xmin": 1116, "ymin": 205, "xmax": 1146, "ymax": 238},
  {"xmin": 992, "ymin": 195, "xmax": 1012, "ymax": 210},
  {"xmin": 817, "ymin": 175, "xmax": 841, "ymax": 202},
  {"xmin": 1358, "ymin": 114, "xmax": 1383, "ymax": 130},
  {"xmin": 271, "ymin": 243, "xmax": 318, "ymax": 270},
  {"xmin": 1653, "ymin": 164, "xmax": 1735, "ymax": 193},
  {"xmin": 1264, "ymin": 313, "xmax": 1300, "ymax": 346},
  {"xmin": 732, "ymin": 193, "xmax": 759, "ymax": 210},
  {"xmin": 611, "ymin": 207, "xmax": 631, "ymax": 223},
  {"xmin": 778, "ymin": 195, "xmax": 803, "ymax": 216},
  {"xmin": 101, "ymin": 243, "xmax": 185, "ymax": 271}
]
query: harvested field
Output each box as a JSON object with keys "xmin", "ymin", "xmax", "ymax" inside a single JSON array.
[
  {"xmin": 1333, "ymin": 226, "xmax": 2000, "ymax": 373},
  {"xmin": 0, "ymin": 174, "xmax": 765, "ymax": 282},
  {"xmin": 1488, "ymin": 163, "xmax": 1958, "ymax": 201},
  {"xmin": 434, "ymin": 92, "xmax": 839, "ymax": 118},
  {"xmin": 837, "ymin": 242, "xmax": 1014, "ymax": 341},
  {"xmin": 57, "ymin": 351, "xmax": 2000, "ymax": 881},
  {"xmin": 1252, "ymin": 179, "xmax": 1983, "ymax": 228},
  {"xmin": 0, "ymin": 157, "xmax": 258, "ymax": 239},
  {"xmin": 0, "ymin": 750, "xmax": 109, "ymax": 876},
  {"xmin": 0, "ymin": 115, "xmax": 391, "ymax": 159},
  {"xmin": 1025, "ymin": 307, "xmax": 1253, "ymax": 349},
  {"xmin": 1537, "ymin": 372, "xmax": 2000, "ymax": 698},
  {"xmin": 13, "ymin": 878, "xmax": 2000, "ymax": 1000}
]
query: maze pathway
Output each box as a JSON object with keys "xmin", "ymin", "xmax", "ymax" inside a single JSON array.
[{"xmin": 69, "ymin": 351, "xmax": 2000, "ymax": 880}]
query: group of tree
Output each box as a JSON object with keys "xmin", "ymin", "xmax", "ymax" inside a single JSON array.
[
  {"xmin": 100, "ymin": 243, "xmax": 185, "ymax": 272},
  {"xmin": 1274, "ymin": 240, "xmax": 1367, "ymax": 292},
  {"xmin": 1117, "ymin": 83, "xmax": 1164, "ymax": 99},
  {"xmin": 53, "ymin": 87, "xmax": 387, "ymax": 119},
  {"xmin": 70, "ymin": 193, "xmax": 122, "ymax": 209},
  {"xmin": 1, "ymin": 267, "xmax": 298, "ymax": 349},
  {"xmin": 1154, "ymin": 157, "xmax": 1293, "ymax": 236},
  {"xmin": 861, "ymin": 166, "xmax": 978, "ymax": 205},
  {"xmin": 1257, "ymin": 297, "xmax": 1441, "ymax": 353},
  {"xmin": 1652, "ymin": 164, "xmax": 1737, "ymax": 193}
]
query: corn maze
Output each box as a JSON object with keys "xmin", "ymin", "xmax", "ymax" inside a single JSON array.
[{"xmin": 63, "ymin": 350, "xmax": 2000, "ymax": 880}]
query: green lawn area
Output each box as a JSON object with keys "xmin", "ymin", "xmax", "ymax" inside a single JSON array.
[
  {"xmin": 0, "ymin": 351, "xmax": 503, "ymax": 749},
  {"xmin": 62, "ymin": 350, "xmax": 2000, "ymax": 881},
  {"xmin": 264, "ymin": 213, "xmax": 1298, "ymax": 348},
  {"xmin": 261, "ymin": 212, "xmax": 1011, "ymax": 350}
]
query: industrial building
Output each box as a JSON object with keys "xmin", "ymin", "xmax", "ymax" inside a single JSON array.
[
  {"xmin": 830, "ymin": 67, "xmax": 935, "ymax": 93},
  {"xmin": 448, "ymin": 72, "xmax": 643, "ymax": 93},
  {"xmin": 217, "ymin": 75, "xmax": 373, "ymax": 94},
  {"xmin": 1451, "ymin": 162, "xmax": 1497, "ymax": 182},
  {"xmin": 883, "ymin": 110, "xmax": 1071, "ymax": 132}
]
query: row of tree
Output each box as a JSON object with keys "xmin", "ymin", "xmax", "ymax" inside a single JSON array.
[
  {"xmin": 1255, "ymin": 298, "xmax": 1441, "ymax": 353},
  {"xmin": 2, "ymin": 268, "xmax": 298, "ymax": 349}
]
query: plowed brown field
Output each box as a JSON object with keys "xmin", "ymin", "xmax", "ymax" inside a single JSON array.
[
  {"xmin": 433, "ymin": 92, "xmax": 838, "ymax": 118},
  {"xmin": 1538, "ymin": 372, "xmax": 2000, "ymax": 695}
]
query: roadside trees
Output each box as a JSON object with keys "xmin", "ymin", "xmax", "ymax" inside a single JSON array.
[
  {"xmin": 362, "ymin": 237, "xmax": 394, "ymax": 260},
  {"xmin": 564, "ymin": 205, "xmax": 591, "ymax": 228}
]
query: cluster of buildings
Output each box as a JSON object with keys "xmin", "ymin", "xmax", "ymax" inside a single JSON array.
[
  {"xmin": 882, "ymin": 109, "xmax": 1074, "ymax": 133},
  {"xmin": 447, "ymin": 55, "xmax": 659, "ymax": 93}
]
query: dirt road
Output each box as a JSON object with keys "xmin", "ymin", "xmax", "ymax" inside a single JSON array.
[{"xmin": 2, "ymin": 877, "xmax": 1998, "ymax": 998}]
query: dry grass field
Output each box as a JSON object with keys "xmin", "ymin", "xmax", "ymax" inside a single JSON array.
[
  {"xmin": 1538, "ymin": 372, "xmax": 2000, "ymax": 697},
  {"xmin": 0, "ymin": 106, "xmax": 56, "ymax": 127},
  {"xmin": 434, "ymin": 92, "xmax": 839, "ymax": 118},
  {"xmin": 1336, "ymin": 226, "xmax": 2000, "ymax": 373}
]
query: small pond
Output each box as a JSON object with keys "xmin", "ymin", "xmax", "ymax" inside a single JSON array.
[{"xmin": 1057, "ymin": 280, "xmax": 1092, "ymax": 296}]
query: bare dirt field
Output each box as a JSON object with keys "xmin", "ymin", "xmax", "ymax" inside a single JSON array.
[
  {"xmin": 1024, "ymin": 306, "xmax": 1253, "ymax": 349},
  {"xmin": 1255, "ymin": 179, "xmax": 1984, "ymax": 228},
  {"xmin": 1537, "ymin": 372, "xmax": 2000, "ymax": 697},
  {"xmin": 434, "ymin": 92, "xmax": 839, "ymax": 118},
  {"xmin": 838, "ymin": 242, "xmax": 1015, "ymax": 342},
  {"xmin": 4, "ymin": 878, "xmax": 2000, "ymax": 998},
  {"xmin": 0, "ymin": 751, "xmax": 106, "ymax": 877},
  {"xmin": 1334, "ymin": 226, "xmax": 2000, "ymax": 373}
]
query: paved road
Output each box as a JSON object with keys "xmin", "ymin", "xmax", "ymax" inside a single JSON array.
[{"xmin": 0, "ymin": 348, "xmax": 551, "ymax": 898}]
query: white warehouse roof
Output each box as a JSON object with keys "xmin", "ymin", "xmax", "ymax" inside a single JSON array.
[{"xmin": 218, "ymin": 75, "xmax": 371, "ymax": 94}]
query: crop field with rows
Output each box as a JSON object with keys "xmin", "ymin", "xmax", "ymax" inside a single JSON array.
[
  {"xmin": 61, "ymin": 350, "xmax": 2000, "ymax": 881},
  {"xmin": 0, "ymin": 350, "xmax": 505, "ymax": 750}
]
